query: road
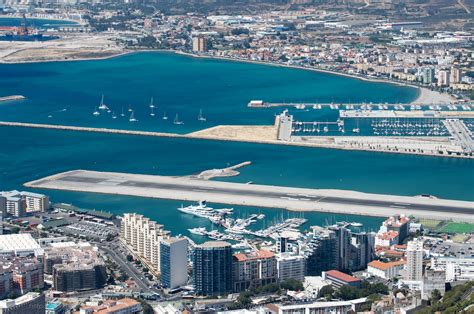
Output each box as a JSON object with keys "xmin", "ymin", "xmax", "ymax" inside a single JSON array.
[
  {"xmin": 98, "ymin": 242, "xmax": 159, "ymax": 294},
  {"xmin": 25, "ymin": 170, "xmax": 474, "ymax": 222},
  {"xmin": 56, "ymin": 174, "xmax": 474, "ymax": 215}
]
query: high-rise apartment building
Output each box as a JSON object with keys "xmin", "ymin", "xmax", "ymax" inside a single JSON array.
[
  {"xmin": 233, "ymin": 250, "xmax": 278, "ymax": 292},
  {"xmin": 121, "ymin": 213, "xmax": 170, "ymax": 273},
  {"xmin": 305, "ymin": 227, "xmax": 337, "ymax": 276},
  {"xmin": 160, "ymin": 237, "xmax": 188, "ymax": 289},
  {"xmin": 192, "ymin": 241, "xmax": 232, "ymax": 296},
  {"xmin": 406, "ymin": 240, "xmax": 423, "ymax": 281},
  {"xmin": 276, "ymin": 253, "xmax": 305, "ymax": 283},
  {"xmin": 192, "ymin": 36, "xmax": 207, "ymax": 52}
]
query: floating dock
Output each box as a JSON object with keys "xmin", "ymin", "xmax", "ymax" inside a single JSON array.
[
  {"xmin": 340, "ymin": 110, "xmax": 474, "ymax": 119},
  {"xmin": 25, "ymin": 170, "xmax": 474, "ymax": 222}
]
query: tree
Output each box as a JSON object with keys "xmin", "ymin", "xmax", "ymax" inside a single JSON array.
[
  {"xmin": 280, "ymin": 279, "xmax": 304, "ymax": 291},
  {"xmin": 431, "ymin": 289, "xmax": 442, "ymax": 304},
  {"xmin": 126, "ymin": 255, "xmax": 133, "ymax": 262},
  {"xmin": 319, "ymin": 285, "xmax": 334, "ymax": 298}
]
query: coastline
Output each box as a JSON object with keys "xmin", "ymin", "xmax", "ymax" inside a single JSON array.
[
  {"xmin": 0, "ymin": 14, "xmax": 85, "ymax": 26},
  {"xmin": 0, "ymin": 121, "xmax": 472, "ymax": 159},
  {"xmin": 0, "ymin": 47, "xmax": 455, "ymax": 104}
]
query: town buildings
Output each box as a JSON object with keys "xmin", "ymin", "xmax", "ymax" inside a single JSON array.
[
  {"xmin": 0, "ymin": 191, "xmax": 49, "ymax": 217},
  {"xmin": 367, "ymin": 260, "xmax": 406, "ymax": 280},
  {"xmin": 0, "ymin": 292, "xmax": 45, "ymax": 314},
  {"xmin": 120, "ymin": 213, "xmax": 170, "ymax": 274},
  {"xmin": 76, "ymin": 298, "xmax": 141, "ymax": 314},
  {"xmin": 192, "ymin": 241, "xmax": 233, "ymax": 296},
  {"xmin": 276, "ymin": 253, "xmax": 305, "ymax": 283},
  {"xmin": 232, "ymin": 250, "xmax": 278, "ymax": 292},
  {"xmin": 51, "ymin": 246, "xmax": 107, "ymax": 292},
  {"xmin": 322, "ymin": 270, "xmax": 362, "ymax": 289},
  {"xmin": 405, "ymin": 240, "xmax": 424, "ymax": 281},
  {"xmin": 160, "ymin": 237, "xmax": 188, "ymax": 289}
]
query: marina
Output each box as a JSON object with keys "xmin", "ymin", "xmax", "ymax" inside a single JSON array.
[{"xmin": 248, "ymin": 100, "xmax": 473, "ymax": 111}]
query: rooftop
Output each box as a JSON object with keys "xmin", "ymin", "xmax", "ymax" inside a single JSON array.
[
  {"xmin": 0, "ymin": 234, "xmax": 42, "ymax": 254},
  {"xmin": 199, "ymin": 241, "xmax": 231, "ymax": 248},
  {"xmin": 234, "ymin": 249, "xmax": 275, "ymax": 262},
  {"xmin": 325, "ymin": 270, "xmax": 361, "ymax": 283},
  {"xmin": 368, "ymin": 260, "xmax": 406, "ymax": 270}
]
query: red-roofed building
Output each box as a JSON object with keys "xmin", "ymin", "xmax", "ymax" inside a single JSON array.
[
  {"xmin": 380, "ymin": 215, "xmax": 410, "ymax": 244},
  {"xmin": 322, "ymin": 270, "xmax": 361, "ymax": 289},
  {"xmin": 367, "ymin": 260, "xmax": 406, "ymax": 279},
  {"xmin": 233, "ymin": 250, "xmax": 278, "ymax": 292},
  {"xmin": 75, "ymin": 298, "xmax": 141, "ymax": 314},
  {"xmin": 375, "ymin": 231, "xmax": 399, "ymax": 248}
]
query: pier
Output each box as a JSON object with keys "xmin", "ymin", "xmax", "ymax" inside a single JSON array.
[
  {"xmin": 25, "ymin": 170, "xmax": 474, "ymax": 222},
  {"xmin": 443, "ymin": 119, "xmax": 474, "ymax": 153},
  {"xmin": 193, "ymin": 161, "xmax": 252, "ymax": 180},
  {"xmin": 340, "ymin": 110, "xmax": 474, "ymax": 119},
  {"xmin": 248, "ymin": 100, "xmax": 473, "ymax": 111}
]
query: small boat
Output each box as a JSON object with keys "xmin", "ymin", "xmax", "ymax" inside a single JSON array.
[
  {"xmin": 198, "ymin": 109, "xmax": 206, "ymax": 122},
  {"xmin": 128, "ymin": 105, "xmax": 133, "ymax": 112},
  {"xmin": 188, "ymin": 227, "xmax": 206, "ymax": 235},
  {"xmin": 352, "ymin": 128, "xmax": 360, "ymax": 133},
  {"xmin": 350, "ymin": 222, "xmax": 363, "ymax": 227},
  {"xmin": 48, "ymin": 115, "xmax": 53, "ymax": 118},
  {"xmin": 93, "ymin": 108, "xmax": 100, "ymax": 116},
  {"xmin": 149, "ymin": 97, "xmax": 155, "ymax": 108},
  {"xmin": 323, "ymin": 126, "xmax": 329, "ymax": 133},
  {"xmin": 112, "ymin": 112, "xmax": 117, "ymax": 119},
  {"xmin": 98, "ymin": 95, "xmax": 108, "ymax": 110},
  {"xmin": 150, "ymin": 107, "xmax": 155, "ymax": 117},
  {"xmin": 120, "ymin": 106, "xmax": 125, "ymax": 117},
  {"xmin": 129, "ymin": 110, "xmax": 137, "ymax": 122},
  {"xmin": 163, "ymin": 112, "xmax": 168, "ymax": 120},
  {"xmin": 173, "ymin": 114, "xmax": 184, "ymax": 125}
]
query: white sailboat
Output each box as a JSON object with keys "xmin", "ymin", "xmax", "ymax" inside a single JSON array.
[
  {"xmin": 112, "ymin": 111, "xmax": 117, "ymax": 119},
  {"xmin": 150, "ymin": 107, "xmax": 155, "ymax": 117},
  {"xmin": 93, "ymin": 107, "xmax": 100, "ymax": 116},
  {"xmin": 129, "ymin": 110, "xmax": 137, "ymax": 122},
  {"xmin": 120, "ymin": 106, "xmax": 125, "ymax": 117},
  {"xmin": 149, "ymin": 97, "xmax": 155, "ymax": 109},
  {"xmin": 173, "ymin": 113, "xmax": 184, "ymax": 125},
  {"xmin": 163, "ymin": 112, "xmax": 168, "ymax": 120},
  {"xmin": 98, "ymin": 95, "xmax": 108, "ymax": 110},
  {"xmin": 198, "ymin": 109, "xmax": 206, "ymax": 122}
]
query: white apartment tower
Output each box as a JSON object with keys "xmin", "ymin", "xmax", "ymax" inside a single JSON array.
[
  {"xmin": 120, "ymin": 213, "xmax": 170, "ymax": 273},
  {"xmin": 406, "ymin": 240, "xmax": 423, "ymax": 281}
]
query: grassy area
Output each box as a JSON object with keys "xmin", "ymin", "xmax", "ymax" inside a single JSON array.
[
  {"xmin": 437, "ymin": 222, "xmax": 474, "ymax": 234},
  {"xmin": 419, "ymin": 219, "xmax": 443, "ymax": 230}
]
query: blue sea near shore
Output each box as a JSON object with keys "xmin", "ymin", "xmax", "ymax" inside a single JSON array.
[
  {"xmin": 0, "ymin": 52, "xmax": 471, "ymax": 241},
  {"xmin": 0, "ymin": 17, "xmax": 78, "ymax": 28},
  {"xmin": 0, "ymin": 126, "xmax": 473, "ymax": 240},
  {"xmin": 0, "ymin": 51, "xmax": 418, "ymax": 134}
]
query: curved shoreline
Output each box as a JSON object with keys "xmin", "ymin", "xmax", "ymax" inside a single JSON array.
[
  {"xmin": 0, "ymin": 15, "xmax": 84, "ymax": 26},
  {"xmin": 0, "ymin": 48, "xmax": 456, "ymax": 105}
]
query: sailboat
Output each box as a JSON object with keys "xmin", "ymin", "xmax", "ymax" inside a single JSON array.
[
  {"xmin": 120, "ymin": 106, "xmax": 125, "ymax": 117},
  {"xmin": 150, "ymin": 107, "xmax": 155, "ymax": 117},
  {"xmin": 112, "ymin": 111, "xmax": 117, "ymax": 119},
  {"xmin": 173, "ymin": 113, "xmax": 184, "ymax": 125},
  {"xmin": 128, "ymin": 105, "xmax": 133, "ymax": 112},
  {"xmin": 98, "ymin": 95, "xmax": 108, "ymax": 110},
  {"xmin": 93, "ymin": 107, "xmax": 100, "ymax": 116},
  {"xmin": 149, "ymin": 97, "xmax": 155, "ymax": 109},
  {"xmin": 352, "ymin": 119, "xmax": 360, "ymax": 134},
  {"xmin": 162, "ymin": 112, "xmax": 168, "ymax": 120},
  {"xmin": 129, "ymin": 110, "xmax": 137, "ymax": 122},
  {"xmin": 198, "ymin": 109, "xmax": 206, "ymax": 122}
]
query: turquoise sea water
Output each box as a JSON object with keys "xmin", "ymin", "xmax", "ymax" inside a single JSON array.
[
  {"xmin": 0, "ymin": 52, "xmax": 472, "ymax": 241},
  {"xmin": 0, "ymin": 52, "xmax": 418, "ymax": 134},
  {"xmin": 0, "ymin": 17, "xmax": 78, "ymax": 28}
]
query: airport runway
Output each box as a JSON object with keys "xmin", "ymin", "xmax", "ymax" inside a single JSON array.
[{"xmin": 25, "ymin": 170, "xmax": 474, "ymax": 222}]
